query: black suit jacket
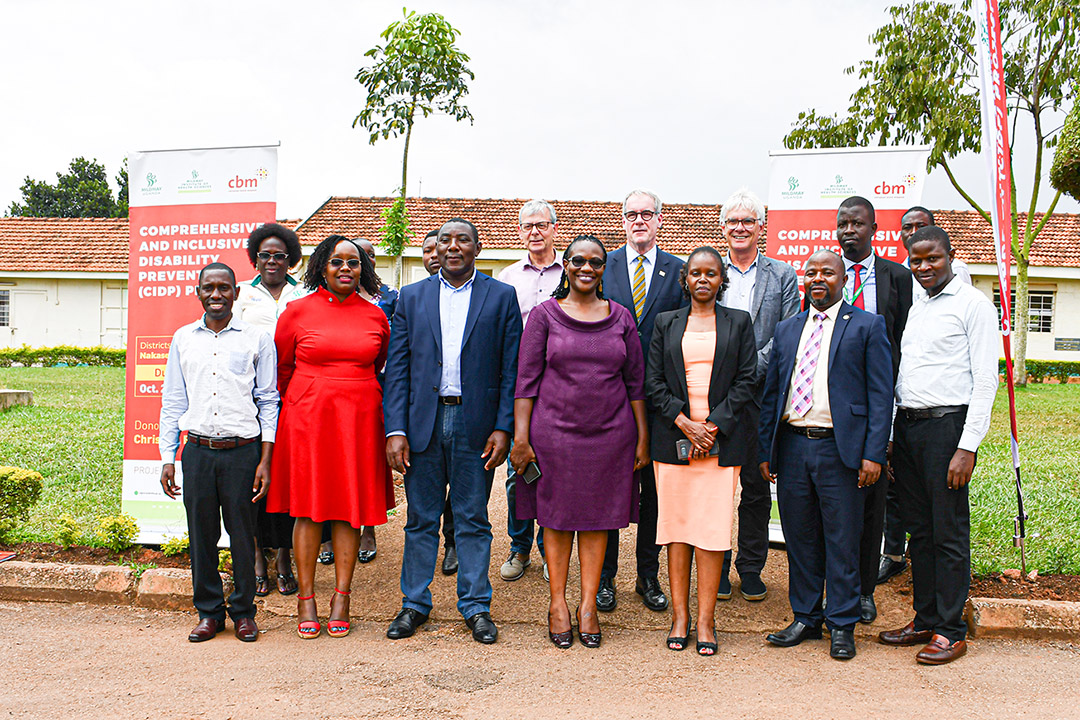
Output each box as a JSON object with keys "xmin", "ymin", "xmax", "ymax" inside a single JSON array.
[
  {"xmin": 872, "ymin": 256, "xmax": 913, "ymax": 380},
  {"xmin": 603, "ymin": 245, "xmax": 687, "ymax": 368},
  {"xmin": 645, "ymin": 305, "xmax": 759, "ymax": 467}
]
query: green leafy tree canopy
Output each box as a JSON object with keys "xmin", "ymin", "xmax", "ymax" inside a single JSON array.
[
  {"xmin": 784, "ymin": 0, "xmax": 1077, "ymax": 384},
  {"xmin": 7, "ymin": 157, "xmax": 128, "ymax": 218}
]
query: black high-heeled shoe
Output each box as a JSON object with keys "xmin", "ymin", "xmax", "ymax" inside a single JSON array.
[
  {"xmin": 576, "ymin": 606, "xmax": 601, "ymax": 649},
  {"xmin": 696, "ymin": 628, "xmax": 718, "ymax": 656},
  {"xmin": 666, "ymin": 618, "xmax": 692, "ymax": 651},
  {"xmin": 548, "ymin": 611, "xmax": 573, "ymax": 649}
]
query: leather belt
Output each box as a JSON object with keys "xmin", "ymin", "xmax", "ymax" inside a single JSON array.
[
  {"xmin": 187, "ymin": 433, "xmax": 260, "ymax": 450},
  {"xmin": 897, "ymin": 405, "xmax": 967, "ymax": 421},
  {"xmin": 438, "ymin": 396, "xmax": 463, "ymax": 405},
  {"xmin": 786, "ymin": 424, "xmax": 834, "ymax": 439}
]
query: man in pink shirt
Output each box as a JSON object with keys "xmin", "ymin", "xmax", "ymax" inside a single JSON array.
[{"xmin": 495, "ymin": 199, "xmax": 563, "ymax": 582}]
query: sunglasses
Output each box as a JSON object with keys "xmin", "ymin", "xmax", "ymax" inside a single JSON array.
[
  {"xmin": 568, "ymin": 256, "xmax": 605, "ymax": 269},
  {"xmin": 328, "ymin": 258, "xmax": 361, "ymax": 269},
  {"xmin": 257, "ymin": 252, "xmax": 289, "ymax": 261}
]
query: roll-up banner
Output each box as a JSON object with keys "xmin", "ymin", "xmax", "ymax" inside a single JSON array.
[
  {"xmin": 764, "ymin": 145, "xmax": 929, "ymax": 542},
  {"xmin": 122, "ymin": 145, "xmax": 278, "ymax": 543}
]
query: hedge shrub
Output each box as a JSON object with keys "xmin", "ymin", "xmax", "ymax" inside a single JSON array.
[
  {"xmin": 0, "ymin": 466, "xmax": 44, "ymax": 542},
  {"xmin": 0, "ymin": 345, "xmax": 126, "ymax": 368},
  {"xmin": 999, "ymin": 359, "xmax": 1080, "ymax": 384}
]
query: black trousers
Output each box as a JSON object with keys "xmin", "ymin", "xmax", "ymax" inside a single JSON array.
[
  {"xmin": 858, "ymin": 472, "xmax": 888, "ymax": 594},
  {"xmin": 602, "ymin": 462, "xmax": 660, "ymax": 580},
  {"xmin": 181, "ymin": 440, "xmax": 260, "ymax": 622},
  {"xmin": 882, "ymin": 479, "xmax": 907, "ymax": 556},
  {"xmin": 734, "ymin": 428, "xmax": 770, "ymax": 578},
  {"xmin": 893, "ymin": 411, "xmax": 971, "ymax": 642}
]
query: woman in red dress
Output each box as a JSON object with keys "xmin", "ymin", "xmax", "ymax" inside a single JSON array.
[{"xmin": 267, "ymin": 235, "xmax": 395, "ymax": 639}]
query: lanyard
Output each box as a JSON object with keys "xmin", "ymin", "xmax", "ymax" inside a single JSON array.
[{"xmin": 843, "ymin": 264, "xmax": 870, "ymax": 304}]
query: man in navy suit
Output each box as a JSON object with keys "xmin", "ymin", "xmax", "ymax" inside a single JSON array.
[
  {"xmin": 599, "ymin": 189, "xmax": 687, "ymax": 613},
  {"xmin": 383, "ymin": 218, "xmax": 523, "ymax": 644},
  {"xmin": 759, "ymin": 250, "xmax": 892, "ymax": 660}
]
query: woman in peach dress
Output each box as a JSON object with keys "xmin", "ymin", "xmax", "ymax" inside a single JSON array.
[{"xmin": 645, "ymin": 247, "xmax": 758, "ymax": 656}]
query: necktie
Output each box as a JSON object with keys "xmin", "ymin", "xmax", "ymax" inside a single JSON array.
[
  {"xmin": 792, "ymin": 313, "xmax": 826, "ymax": 416},
  {"xmin": 852, "ymin": 264, "xmax": 865, "ymax": 310},
  {"xmin": 632, "ymin": 255, "xmax": 647, "ymax": 320}
]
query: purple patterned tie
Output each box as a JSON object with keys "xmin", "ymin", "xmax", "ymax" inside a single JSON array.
[{"xmin": 792, "ymin": 313, "xmax": 826, "ymax": 416}]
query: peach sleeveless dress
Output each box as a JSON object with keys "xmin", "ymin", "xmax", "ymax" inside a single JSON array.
[{"xmin": 654, "ymin": 328, "xmax": 739, "ymax": 551}]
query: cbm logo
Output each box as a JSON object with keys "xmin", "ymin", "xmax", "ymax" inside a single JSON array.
[
  {"xmin": 875, "ymin": 180, "xmax": 907, "ymax": 195},
  {"xmin": 229, "ymin": 175, "xmax": 259, "ymax": 189}
]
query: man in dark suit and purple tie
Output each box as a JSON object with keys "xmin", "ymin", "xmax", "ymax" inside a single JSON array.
[{"xmin": 759, "ymin": 250, "xmax": 893, "ymax": 660}]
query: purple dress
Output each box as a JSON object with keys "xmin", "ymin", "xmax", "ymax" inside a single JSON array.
[{"xmin": 515, "ymin": 299, "xmax": 645, "ymax": 531}]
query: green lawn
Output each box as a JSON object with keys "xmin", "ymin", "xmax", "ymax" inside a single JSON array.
[{"xmin": 0, "ymin": 367, "xmax": 1078, "ymax": 573}]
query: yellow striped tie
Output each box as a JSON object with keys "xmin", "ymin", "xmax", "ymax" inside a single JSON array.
[{"xmin": 632, "ymin": 255, "xmax": 646, "ymax": 320}]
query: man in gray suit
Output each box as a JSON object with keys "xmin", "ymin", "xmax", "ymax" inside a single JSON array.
[{"xmin": 718, "ymin": 188, "xmax": 800, "ymax": 601}]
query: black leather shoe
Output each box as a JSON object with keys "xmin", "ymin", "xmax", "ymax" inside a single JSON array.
[
  {"xmin": 441, "ymin": 545, "xmax": 458, "ymax": 575},
  {"xmin": 635, "ymin": 575, "xmax": 669, "ymax": 612},
  {"xmin": 465, "ymin": 611, "xmax": 498, "ymax": 644},
  {"xmin": 596, "ymin": 576, "xmax": 617, "ymax": 613},
  {"xmin": 386, "ymin": 608, "xmax": 428, "ymax": 639},
  {"xmin": 830, "ymin": 628, "xmax": 856, "ymax": 659},
  {"xmin": 766, "ymin": 620, "xmax": 823, "ymax": 647},
  {"xmin": 859, "ymin": 594, "xmax": 878, "ymax": 624},
  {"xmin": 876, "ymin": 556, "xmax": 908, "ymax": 585}
]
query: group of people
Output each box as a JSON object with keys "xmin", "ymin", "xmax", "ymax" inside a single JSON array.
[{"xmin": 159, "ymin": 188, "xmax": 997, "ymax": 666}]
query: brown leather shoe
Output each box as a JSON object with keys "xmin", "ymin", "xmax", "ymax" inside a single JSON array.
[
  {"xmin": 234, "ymin": 617, "xmax": 259, "ymax": 642},
  {"xmin": 915, "ymin": 634, "xmax": 967, "ymax": 665},
  {"xmin": 188, "ymin": 618, "xmax": 225, "ymax": 642},
  {"xmin": 878, "ymin": 621, "xmax": 934, "ymax": 647}
]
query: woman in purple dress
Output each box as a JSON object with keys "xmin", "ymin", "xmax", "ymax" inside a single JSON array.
[{"xmin": 511, "ymin": 235, "xmax": 650, "ymax": 649}]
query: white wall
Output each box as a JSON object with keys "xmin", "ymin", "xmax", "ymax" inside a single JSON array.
[{"xmin": 0, "ymin": 275, "xmax": 127, "ymax": 349}]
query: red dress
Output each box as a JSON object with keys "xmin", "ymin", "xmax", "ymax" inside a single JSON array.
[{"xmin": 266, "ymin": 287, "xmax": 395, "ymax": 527}]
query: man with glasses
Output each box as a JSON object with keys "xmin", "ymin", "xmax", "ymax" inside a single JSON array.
[
  {"xmin": 717, "ymin": 188, "xmax": 800, "ymax": 602},
  {"xmin": 495, "ymin": 200, "xmax": 562, "ymax": 582},
  {"xmin": 598, "ymin": 189, "xmax": 687, "ymax": 613}
]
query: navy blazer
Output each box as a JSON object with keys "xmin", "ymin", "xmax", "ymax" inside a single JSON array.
[
  {"xmin": 758, "ymin": 301, "xmax": 893, "ymax": 471},
  {"xmin": 873, "ymin": 256, "xmax": 913, "ymax": 381},
  {"xmin": 603, "ymin": 245, "xmax": 688, "ymax": 367},
  {"xmin": 383, "ymin": 272, "xmax": 522, "ymax": 454}
]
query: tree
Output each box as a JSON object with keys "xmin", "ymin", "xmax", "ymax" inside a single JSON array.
[
  {"xmin": 784, "ymin": 0, "xmax": 1077, "ymax": 385},
  {"xmin": 115, "ymin": 159, "xmax": 129, "ymax": 217},
  {"xmin": 1050, "ymin": 87, "xmax": 1080, "ymax": 201},
  {"xmin": 7, "ymin": 157, "xmax": 128, "ymax": 218},
  {"xmin": 353, "ymin": 8, "xmax": 475, "ymax": 283}
]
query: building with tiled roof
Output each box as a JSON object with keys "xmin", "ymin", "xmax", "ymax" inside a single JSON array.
[{"xmin": 2, "ymin": 198, "xmax": 1078, "ymax": 358}]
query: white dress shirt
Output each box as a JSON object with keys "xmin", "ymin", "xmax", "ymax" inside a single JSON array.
[
  {"xmin": 627, "ymin": 244, "xmax": 659, "ymax": 299},
  {"xmin": 438, "ymin": 270, "xmax": 476, "ymax": 397},
  {"xmin": 783, "ymin": 301, "xmax": 842, "ymax": 428},
  {"xmin": 159, "ymin": 315, "xmax": 279, "ymax": 462},
  {"xmin": 896, "ymin": 277, "xmax": 999, "ymax": 452},
  {"xmin": 237, "ymin": 275, "xmax": 307, "ymax": 336},
  {"xmin": 843, "ymin": 253, "xmax": 877, "ymax": 314},
  {"xmin": 722, "ymin": 253, "xmax": 758, "ymax": 313}
]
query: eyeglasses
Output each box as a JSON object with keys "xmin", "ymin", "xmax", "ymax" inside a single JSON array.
[
  {"xmin": 568, "ymin": 256, "xmax": 605, "ymax": 269},
  {"xmin": 328, "ymin": 258, "xmax": 361, "ymax": 269},
  {"xmin": 624, "ymin": 210, "xmax": 656, "ymax": 222},
  {"xmin": 257, "ymin": 252, "xmax": 289, "ymax": 261},
  {"xmin": 724, "ymin": 217, "xmax": 759, "ymax": 228},
  {"xmin": 521, "ymin": 221, "xmax": 552, "ymax": 232}
]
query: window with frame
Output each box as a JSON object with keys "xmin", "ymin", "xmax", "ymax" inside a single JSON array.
[
  {"xmin": 992, "ymin": 288, "xmax": 1054, "ymax": 333},
  {"xmin": 0, "ymin": 290, "xmax": 9, "ymax": 327}
]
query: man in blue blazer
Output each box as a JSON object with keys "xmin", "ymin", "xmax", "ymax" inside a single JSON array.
[
  {"xmin": 599, "ymin": 189, "xmax": 688, "ymax": 613},
  {"xmin": 759, "ymin": 250, "xmax": 892, "ymax": 660},
  {"xmin": 383, "ymin": 218, "xmax": 523, "ymax": 644}
]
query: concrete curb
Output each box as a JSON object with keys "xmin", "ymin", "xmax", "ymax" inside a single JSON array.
[{"xmin": 966, "ymin": 597, "xmax": 1080, "ymax": 640}]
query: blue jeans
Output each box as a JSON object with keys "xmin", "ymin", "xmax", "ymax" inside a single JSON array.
[
  {"xmin": 505, "ymin": 455, "xmax": 544, "ymax": 557},
  {"xmin": 400, "ymin": 403, "xmax": 495, "ymax": 619}
]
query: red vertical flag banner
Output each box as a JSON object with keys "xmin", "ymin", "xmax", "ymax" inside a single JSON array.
[
  {"xmin": 122, "ymin": 146, "xmax": 278, "ymax": 543},
  {"xmin": 973, "ymin": 0, "xmax": 1025, "ymax": 551}
]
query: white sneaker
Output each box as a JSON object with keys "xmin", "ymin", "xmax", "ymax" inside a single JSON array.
[{"xmin": 500, "ymin": 551, "xmax": 530, "ymax": 581}]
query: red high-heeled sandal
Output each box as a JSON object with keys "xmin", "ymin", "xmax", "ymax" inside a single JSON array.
[
  {"xmin": 327, "ymin": 588, "xmax": 351, "ymax": 638},
  {"xmin": 296, "ymin": 594, "xmax": 321, "ymax": 639}
]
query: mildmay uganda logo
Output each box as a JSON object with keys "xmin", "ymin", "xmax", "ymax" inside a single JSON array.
[
  {"xmin": 788, "ymin": 176, "xmax": 799, "ymax": 191},
  {"xmin": 146, "ymin": 173, "xmax": 157, "ymax": 188},
  {"xmin": 141, "ymin": 172, "xmax": 162, "ymax": 197},
  {"xmin": 781, "ymin": 175, "xmax": 804, "ymax": 200}
]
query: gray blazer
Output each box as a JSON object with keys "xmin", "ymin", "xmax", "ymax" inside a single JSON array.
[{"xmin": 725, "ymin": 253, "xmax": 800, "ymax": 384}]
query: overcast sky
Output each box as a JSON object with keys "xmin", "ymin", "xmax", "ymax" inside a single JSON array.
[{"xmin": 3, "ymin": 0, "xmax": 1075, "ymax": 220}]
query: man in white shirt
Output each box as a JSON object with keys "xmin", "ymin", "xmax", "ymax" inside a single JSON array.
[
  {"xmin": 159, "ymin": 263, "xmax": 279, "ymax": 643},
  {"xmin": 879, "ymin": 227, "xmax": 998, "ymax": 665},
  {"xmin": 900, "ymin": 207, "xmax": 973, "ymax": 289},
  {"xmin": 495, "ymin": 200, "xmax": 562, "ymax": 582}
]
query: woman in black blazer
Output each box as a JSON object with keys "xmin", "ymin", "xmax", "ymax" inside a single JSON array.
[{"xmin": 645, "ymin": 246, "xmax": 758, "ymax": 655}]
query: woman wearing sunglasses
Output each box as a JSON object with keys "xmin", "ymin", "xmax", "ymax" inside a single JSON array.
[
  {"xmin": 511, "ymin": 235, "xmax": 649, "ymax": 649},
  {"xmin": 266, "ymin": 235, "xmax": 396, "ymax": 639},
  {"xmin": 237, "ymin": 223, "xmax": 307, "ymax": 598}
]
